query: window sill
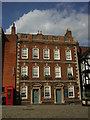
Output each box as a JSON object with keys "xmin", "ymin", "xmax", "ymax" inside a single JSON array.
[{"xmin": 21, "ymin": 58, "xmax": 28, "ymax": 60}]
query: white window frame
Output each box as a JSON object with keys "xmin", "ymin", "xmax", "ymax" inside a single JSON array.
[
  {"xmin": 44, "ymin": 66, "xmax": 50, "ymax": 76},
  {"xmin": 68, "ymin": 86, "xmax": 75, "ymax": 98},
  {"xmin": 21, "ymin": 48, "xmax": 28, "ymax": 59},
  {"xmin": 43, "ymin": 48, "xmax": 50, "ymax": 59},
  {"xmin": 54, "ymin": 49, "xmax": 60, "ymax": 60},
  {"xmin": 67, "ymin": 67, "xmax": 73, "ymax": 76},
  {"xmin": 21, "ymin": 66, "xmax": 28, "ymax": 76},
  {"xmin": 44, "ymin": 86, "xmax": 51, "ymax": 99},
  {"xmin": 20, "ymin": 86, "xmax": 28, "ymax": 99},
  {"xmin": 65, "ymin": 50, "xmax": 72, "ymax": 60},
  {"xmin": 55, "ymin": 66, "xmax": 61, "ymax": 78},
  {"xmin": 32, "ymin": 48, "xmax": 39, "ymax": 59},
  {"xmin": 33, "ymin": 66, "xmax": 39, "ymax": 78}
]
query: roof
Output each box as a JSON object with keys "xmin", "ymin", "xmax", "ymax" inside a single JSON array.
[
  {"xmin": 81, "ymin": 47, "xmax": 90, "ymax": 59},
  {"xmin": 80, "ymin": 46, "xmax": 89, "ymax": 55}
]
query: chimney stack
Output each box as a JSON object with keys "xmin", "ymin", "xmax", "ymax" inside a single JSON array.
[
  {"xmin": 65, "ymin": 28, "xmax": 72, "ymax": 38},
  {"xmin": 40, "ymin": 30, "xmax": 42, "ymax": 34},
  {"xmin": 11, "ymin": 22, "xmax": 16, "ymax": 35}
]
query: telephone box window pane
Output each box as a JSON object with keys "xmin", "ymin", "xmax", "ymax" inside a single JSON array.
[{"xmin": 8, "ymin": 90, "xmax": 11, "ymax": 102}]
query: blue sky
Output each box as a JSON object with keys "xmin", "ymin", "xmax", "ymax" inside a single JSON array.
[{"xmin": 2, "ymin": 2, "xmax": 89, "ymax": 46}]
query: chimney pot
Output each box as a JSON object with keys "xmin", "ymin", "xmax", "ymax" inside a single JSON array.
[
  {"xmin": 40, "ymin": 30, "xmax": 42, "ymax": 34},
  {"xmin": 37, "ymin": 30, "xmax": 39, "ymax": 34},
  {"xmin": 11, "ymin": 22, "xmax": 16, "ymax": 35}
]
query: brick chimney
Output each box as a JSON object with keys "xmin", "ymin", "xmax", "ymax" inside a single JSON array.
[
  {"xmin": 65, "ymin": 28, "xmax": 72, "ymax": 38},
  {"xmin": 11, "ymin": 23, "xmax": 16, "ymax": 35}
]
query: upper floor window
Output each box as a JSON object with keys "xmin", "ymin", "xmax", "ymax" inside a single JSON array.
[
  {"xmin": 54, "ymin": 49, "xmax": 60, "ymax": 60},
  {"xmin": 55, "ymin": 66, "xmax": 61, "ymax": 78},
  {"xmin": 43, "ymin": 48, "xmax": 50, "ymax": 59},
  {"xmin": 21, "ymin": 48, "xmax": 28, "ymax": 59},
  {"xmin": 21, "ymin": 66, "xmax": 28, "ymax": 76},
  {"xmin": 33, "ymin": 66, "xmax": 39, "ymax": 78},
  {"xmin": 65, "ymin": 50, "xmax": 72, "ymax": 60},
  {"xmin": 44, "ymin": 86, "xmax": 51, "ymax": 99},
  {"xmin": 67, "ymin": 67, "xmax": 73, "ymax": 77},
  {"xmin": 32, "ymin": 48, "xmax": 39, "ymax": 59},
  {"xmin": 44, "ymin": 66, "xmax": 50, "ymax": 76},
  {"xmin": 68, "ymin": 86, "xmax": 74, "ymax": 98},
  {"xmin": 20, "ymin": 86, "xmax": 28, "ymax": 99}
]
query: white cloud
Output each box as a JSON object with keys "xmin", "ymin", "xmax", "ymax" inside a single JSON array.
[{"xmin": 6, "ymin": 8, "xmax": 88, "ymax": 46}]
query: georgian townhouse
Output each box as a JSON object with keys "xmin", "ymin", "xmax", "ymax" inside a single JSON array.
[{"xmin": 15, "ymin": 26, "xmax": 81, "ymax": 105}]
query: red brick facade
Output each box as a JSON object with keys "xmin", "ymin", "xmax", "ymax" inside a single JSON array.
[{"xmin": 16, "ymin": 29, "xmax": 81, "ymax": 104}]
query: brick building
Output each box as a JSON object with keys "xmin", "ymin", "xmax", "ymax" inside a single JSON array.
[
  {"xmin": 15, "ymin": 27, "xmax": 81, "ymax": 105},
  {"xmin": 2, "ymin": 23, "xmax": 17, "ymax": 104},
  {"xmin": 2, "ymin": 23, "xmax": 81, "ymax": 105}
]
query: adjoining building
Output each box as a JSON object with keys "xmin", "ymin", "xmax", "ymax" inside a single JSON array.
[
  {"xmin": 80, "ymin": 48, "xmax": 90, "ymax": 105},
  {"xmin": 2, "ymin": 23, "xmax": 17, "ymax": 104}
]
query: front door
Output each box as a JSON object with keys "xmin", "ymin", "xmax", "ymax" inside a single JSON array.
[
  {"xmin": 56, "ymin": 89, "xmax": 62, "ymax": 103},
  {"xmin": 33, "ymin": 89, "xmax": 39, "ymax": 104}
]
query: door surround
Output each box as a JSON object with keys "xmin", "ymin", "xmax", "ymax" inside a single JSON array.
[
  {"xmin": 54, "ymin": 84, "xmax": 64, "ymax": 104},
  {"xmin": 31, "ymin": 86, "xmax": 41, "ymax": 104}
]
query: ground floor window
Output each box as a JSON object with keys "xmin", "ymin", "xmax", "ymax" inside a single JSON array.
[
  {"xmin": 20, "ymin": 86, "xmax": 28, "ymax": 99},
  {"xmin": 68, "ymin": 86, "xmax": 74, "ymax": 98},
  {"xmin": 44, "ymin": 86, "xmax": 51, "ymax": 99}
]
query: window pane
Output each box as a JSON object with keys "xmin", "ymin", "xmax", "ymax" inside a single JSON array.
[
  {"xmin": 33, "ymin": 48, "xmax": 39, "ymax": 59},
  {"xmin": 33, "ymin": 66, "xmax": 39, "ymax": 77},
  {"xmin": 21, "ymin": 66, "xmax": 28, "ymax": 76},
  {"xmin": 67, "ymin": 67, "xmax": 73, "ymax": 76},
  {"xmin": 44, "ymin": 67, "xmax": 50, "ymax": 76},
  {"xmin": 54, "ymin": 49, "xmax": 60, "ymax": 60},
  {"xmin": 45, "ymin": 86, "xmax": 50, "ymax": 98},
  {"xmin": 68, "ymin": 86, "xmax": 74, "ymax": 98},
  {"xmin": 22, "ymin": 48, "xmax": 28, "ymax": 59},
  {"xmin": 44, "ymin": 49, "xmax": 50, "ymax": 59},
  {"xmin": 55, "ymin": 67, "xmax": 61, "ymax": 78},
  {"xmin": 20, "ymin": 86, "xmax": 27, "ymax": 99},
  {"xmin": 66, "ymin": 50, "xmax": 72, "ymax": 60}
]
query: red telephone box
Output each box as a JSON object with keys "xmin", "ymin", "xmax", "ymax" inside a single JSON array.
[{"xmin": 6, "ymin": 86, "xmax": 13, "ymax": 105}]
